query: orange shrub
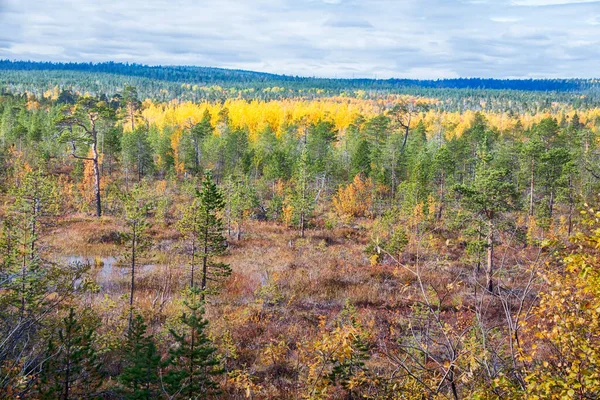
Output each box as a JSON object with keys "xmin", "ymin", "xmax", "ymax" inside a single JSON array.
[{"xmin": 333, "ymin": 174, "xmax": 374, "ymax": 218}]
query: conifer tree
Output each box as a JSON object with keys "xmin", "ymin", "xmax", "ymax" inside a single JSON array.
[
  {"xmin": 118, "ymin": 313, "xmax": 161, "ymax": 400},
  {"xmin": 183, "ymin": 109, "xmax": 213, "ymax": 175},
  {"xmin": 0, "ymin": 169, "xmax": 87, "ymax": 396},
  {"xmin": 164, "ymin": 288, "xmax": 223, "ymax": 399},
  {"xmin": 288, "ymin": 146, "xmax": 315, "ymax": 238},
  {"xmin": 37, "ymin": 308, "xmax": 103, "ymax": 400},
  {"xmin": 122, "ymin": 126, "xmax": 154, "ymax": 182},
  {"xmin": 103, "ymin": 126, "xmax": 122, "ymax": 176},
  {"xmin": 122, "ymin": 185, "xmax": 151, "ymax": 331},
  {"xmin": 9, "ymin": 168, "xmax": 60, "ymax": 318},
  {"xmin": 178, "ymin": 171, "xmax": 230, "ymax": 295},
  {"xmin": 120, "ymin": 85, "xmax": 142, "ymax": 132},
  {"xmin": 350, "ymin": 139, "xmax": 372, "ymax": 179},
  {"xmin": 56, "ymin": 96, "xmax": 115, "ymax": 217},
  {"xmin": 225, "ymin": 172, "xmax": 258, "ymax": 241},
  {"xmin": 454, "ymin": 152, "xmax": 518, "ymax": 292},
  {"xmin": 432, "ymin": 144, "xmax": 455, "ymax": 220}
]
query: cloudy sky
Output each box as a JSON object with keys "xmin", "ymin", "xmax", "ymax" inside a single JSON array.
[{"xmin": 0, "ymin": 0, "xmax": 599, "ymax": 79}]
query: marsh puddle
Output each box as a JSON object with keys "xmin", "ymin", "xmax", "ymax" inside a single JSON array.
[{"xmin": 64, "ymin": 256, "xmax": 156, "ymax": 294}]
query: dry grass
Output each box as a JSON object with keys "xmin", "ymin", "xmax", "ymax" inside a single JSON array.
[{"xmin": 36, "ymin": 209, "xmax": 546, "ymax": 398}]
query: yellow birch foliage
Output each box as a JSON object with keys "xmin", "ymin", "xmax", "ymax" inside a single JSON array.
[
  {"xmin": 300, "ymin": 315, "xmax": 373, "ymax": 399},
  {"xmin": 228, "ymin": 369, "xmax": 263, "ymax": 399},
  {"xmin": 333, "ymin": 174, "xmax": 374, "ymax": 218},
  {"xmin": 507, "ymin": 208, "xmax": 600, "ymax": 399}
]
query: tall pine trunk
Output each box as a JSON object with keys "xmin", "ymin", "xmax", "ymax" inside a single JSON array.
[{"xmin": 92, "ymin": 139, "xmax": 102, "ymax": 217}]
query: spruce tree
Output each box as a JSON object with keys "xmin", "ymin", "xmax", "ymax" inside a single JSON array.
[
  {"xmin": 37, "ymin": 308, "xmax": 103, "ymax": 400},
  {"xmin": 178, "ymin": 171, "xmax": 230, "ymax": 295},
  {"xmin": 164, "ymin": 288, "xmax": 223, "ymax": 399},
  {"xmin": 118, "ymin": 313, "xmax": 161, "ymax": 400}
]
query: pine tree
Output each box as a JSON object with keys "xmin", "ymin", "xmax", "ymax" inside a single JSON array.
[
  {"xmin": 178, "ymin": 171, "xmax": 230, "ymax": 296},
  {"xmin": 122, "ymin": 126, "xmax": 154, "ymax": 182},
  {"xmin": 37, "ymin": 308, "xmax": 103, "ymax": 400},
  {"xmin": 288, "ymin": 146, "xmax": 315, "ymax": 238},
  {"xmin": 103, "ymin": 126, "xmax": 122, "ymax": 176},
  {"xmin": 120, "ymin": 85, "xmax": 142, "ymax": 132},
  {"xmin": 183, "ymin": 109, "xmax": 213, "ymax": 175},
  {"xmin": 122, "ymin": 185, "xmax": 151, "ymax": 332},
  {"xmin": 225, "ymin": 172, "xmax": 258, "ymax": 241},
  {"xmin": 9, "ymin": 168, "xmax": 60, "ymax": 318},
  {"xmin": 56, "ymin": 96, "xmax": 115, "ymax": 217},
  {"xmin": 0, "ymin": 168, "xmax": 87, "ymax": 397},
  {"xmin": 350, "ymin": 139, "xmax": 371, "ymax": 179},
  {"xmin": 454, "ymin": 151, "xmax": 518, "ymax": 292},
  {"xmin": 164, "ymin": 288, "xmax": 223, "ymax": 399},
  {"xmin": 118, "ymin": 313, "xmax": 161, "ymax": 400}
]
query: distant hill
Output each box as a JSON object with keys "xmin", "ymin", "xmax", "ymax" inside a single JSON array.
[{"xmin": 1, "ymin": 60, "xmax": 599, "ymax": 92}]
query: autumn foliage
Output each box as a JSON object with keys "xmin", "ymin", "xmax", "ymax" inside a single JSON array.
[{"xmin": 333, "ymin": 174, "xmax": 374, "ymax": 218}]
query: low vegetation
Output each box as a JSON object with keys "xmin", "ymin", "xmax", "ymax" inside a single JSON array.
[{"xmin": 1, "ymin": 73, "xmax": 600, "ymax": 398}]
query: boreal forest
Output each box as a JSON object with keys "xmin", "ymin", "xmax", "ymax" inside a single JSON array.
[{"xmin": 1, "ymin": 61, "xmax": 600, "ymax": 399}]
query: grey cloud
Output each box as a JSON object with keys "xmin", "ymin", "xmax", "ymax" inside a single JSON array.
[{"xmin": 0, "ymin": 0, "xmax": 599, "ymax": 78}]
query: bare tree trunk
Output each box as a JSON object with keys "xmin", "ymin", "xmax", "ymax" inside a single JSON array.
[
  {"xmin": 91, "ymin": 134, "xmax": 102, "ymax": 217},
  {"xmin": 190, "ymin": 240, "xmax": 196, "ymax": 288},
  {"xmin": 400, "ymin": 125, "xmax": 409, "ymax": 154},
  {"xmin": 128, "ymin": 225, "xmax": 136, "ymax": 332},
  {"xmin": 449, "ymin": 365, "xmax": 459, "ymax": 400},
  {"xmin": 529, "ymin": 159, "xmax": 535, "ymax": 217},
  {"xmin": 486, "ymin": 220, "xmax": 494, "ymax": 293},
  {"xmin": 194, "ymin": 139, "xmax": 200, "ymax": 173},
  {"xmin": 201, "ymin": 210, "xmax": 209, "ymax": 300}
]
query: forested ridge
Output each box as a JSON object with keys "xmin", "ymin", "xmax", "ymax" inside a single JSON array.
[
  {"xmin": 3, "ymin": 60, "xmax": 600, "ymax": 91},
  {"xmin": 1, "ymin": 75, "xmax": 600, "ymax": 399},
  {"xmin": 3, "ymin": 60, "xmax": 600, "ymax": 107}
]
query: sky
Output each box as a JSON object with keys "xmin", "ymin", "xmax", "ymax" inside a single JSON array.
[{"xmin": 0, "ymin": 0, "xmax": 599, "ymax": 79}]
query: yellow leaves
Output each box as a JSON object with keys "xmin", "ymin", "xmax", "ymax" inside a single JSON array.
[
  {"xmin": 142, "ymin": 98, "xmax": 384, "ymax": 145},
  {"xmin": 369, "ymin": 254, "xmax": 379, "ymax": 267},
  {"xmin": 260, "ymin": 338, "xmax": 289, "ymax": 367},
  {"xmin": 227, "ymin": 369, "xmax": 262, "ymax": 398},
  {"xmin": 517, "ymin": 213, "xmax": 600, "ymax": 398},
  {"xmin": 282, "ymin": 203, "xmax": 294, "ymax": 227},
  {"xmin": 333, "ymin": 174, "xmax": 374, "ymax": 219},
  {"xmin": 155, "ymin": 179, "xmax": 167, "ymax": 195}
]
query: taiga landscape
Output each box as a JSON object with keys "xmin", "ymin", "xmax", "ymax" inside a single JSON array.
[{"xmin": 1, "ymin": 1, "xmax": 600, "ymax": 399}]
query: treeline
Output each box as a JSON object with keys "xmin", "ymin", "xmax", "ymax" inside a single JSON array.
[
  {"xmin": 2, "ymin": 60, "xmax": 600, "ymax": 91},
  {"xmin": 3, "ymin": 60, "xmax": 600, "ymax": 110},
  {"xmin": 2, "ymin": 86, "xmax": 600, "ymax": 398}
]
